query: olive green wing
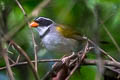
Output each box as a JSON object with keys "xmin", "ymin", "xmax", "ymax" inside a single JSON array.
[{"xmin": 55, "ymin": 24, "xmax": 83, "ymax": 40}]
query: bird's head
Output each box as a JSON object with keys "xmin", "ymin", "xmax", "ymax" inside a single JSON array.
[{"xmin": 30, "ymin": 17, "xmax": 54, "ymax": 37}]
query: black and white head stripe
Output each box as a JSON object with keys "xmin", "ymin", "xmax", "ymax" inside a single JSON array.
[{"xmin": 34, "ymin": 17, "xmax": 53, "ymax": 26}]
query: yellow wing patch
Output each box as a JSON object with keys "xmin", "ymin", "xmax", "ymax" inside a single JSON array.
[
  {"xmin": 56, "ymin": 26, "xmax": 64, "ymax": 33},
  {"xmin": 56, "ymin": 25, "xmax": 79, "ymax": 38}
]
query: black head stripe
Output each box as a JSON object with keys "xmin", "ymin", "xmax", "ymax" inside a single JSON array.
[{"xmin": 34, "ymin": 17, "xmax": 53, "ymax": 26}]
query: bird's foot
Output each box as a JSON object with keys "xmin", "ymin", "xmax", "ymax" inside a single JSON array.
[{"xmin": 62, "ymin": 52, "xmax": 76, "ymax": 63}]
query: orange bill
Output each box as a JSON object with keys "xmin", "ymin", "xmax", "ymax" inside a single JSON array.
[{"xmin": 30, "ymin": 21, "xmax": 39, "ymax": 27}]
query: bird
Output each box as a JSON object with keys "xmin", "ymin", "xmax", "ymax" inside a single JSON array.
[{"xmin": 30, "ymin": 17, "xmax": 84, "ymax": 56}]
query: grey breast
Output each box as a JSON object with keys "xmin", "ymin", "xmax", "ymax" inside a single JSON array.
[{"xmin": 41, "ymin": 24, "xmax": 78, "ymax": 54}]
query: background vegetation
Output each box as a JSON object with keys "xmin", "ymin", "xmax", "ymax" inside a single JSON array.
[{"xmin": 0, "ymin": 0, "xmax": 120, "ymax": 80}]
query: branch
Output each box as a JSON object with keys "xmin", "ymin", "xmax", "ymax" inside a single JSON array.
[
  {"xmin": 0, "ymin": 59, "xmax": 61, "ymax": 70},
  {"xmin": 101, "ymin": 21, "xmax": 120, "ymax": 54},
  {"xmin": 10, "ymin": 40, "xmax": 40, "ymax": 80},
  {"xmin": 86, "ymin": 38, "xmax": 118, "ymax": 63},
  {"xmin": 83, "ymin": 59, "xmax": 120, "ymax": 68},
  {"xmin": 2, "ymin": 44, "xmax": 15, "ymax": 80},
  {"xmin": 1, "ymin": 59, "xmax": 120, "ymax": 70}
]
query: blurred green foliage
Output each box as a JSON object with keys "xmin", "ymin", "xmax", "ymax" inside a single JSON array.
[{"xmin": 0, "ymin": 0, "xmax": 120, "ymax": 80}]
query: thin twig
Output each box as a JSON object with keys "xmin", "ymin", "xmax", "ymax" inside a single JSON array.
[
  {"xmin": 16, "ymin": 54, "xmax": 21, "ymax": 63},
  {"xmin": 101, "ymin": 21, "xmax": 120, "ymax": 54},
  {"xmin": 8, "ymin": 57, "xmax": 16, "ymax": 64},
  {"xmin": 31, "ymin": 29, "xmax": 38, "ymax": 72},
  {"xmin": 86, "ymin": 38, "xmax": 118, "ymax": 63},
  {"xmin": 14, "ymin": 0, "xmax": 38, "ymax": 73},
  {"xmin": 14, "ymin": 0, "xmax": 26, "ymax": 16}
]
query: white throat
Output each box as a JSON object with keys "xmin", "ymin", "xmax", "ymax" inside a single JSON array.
[{"xmin": 36, "ymin": 26, "xmax": 50, "ymax": 37}]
